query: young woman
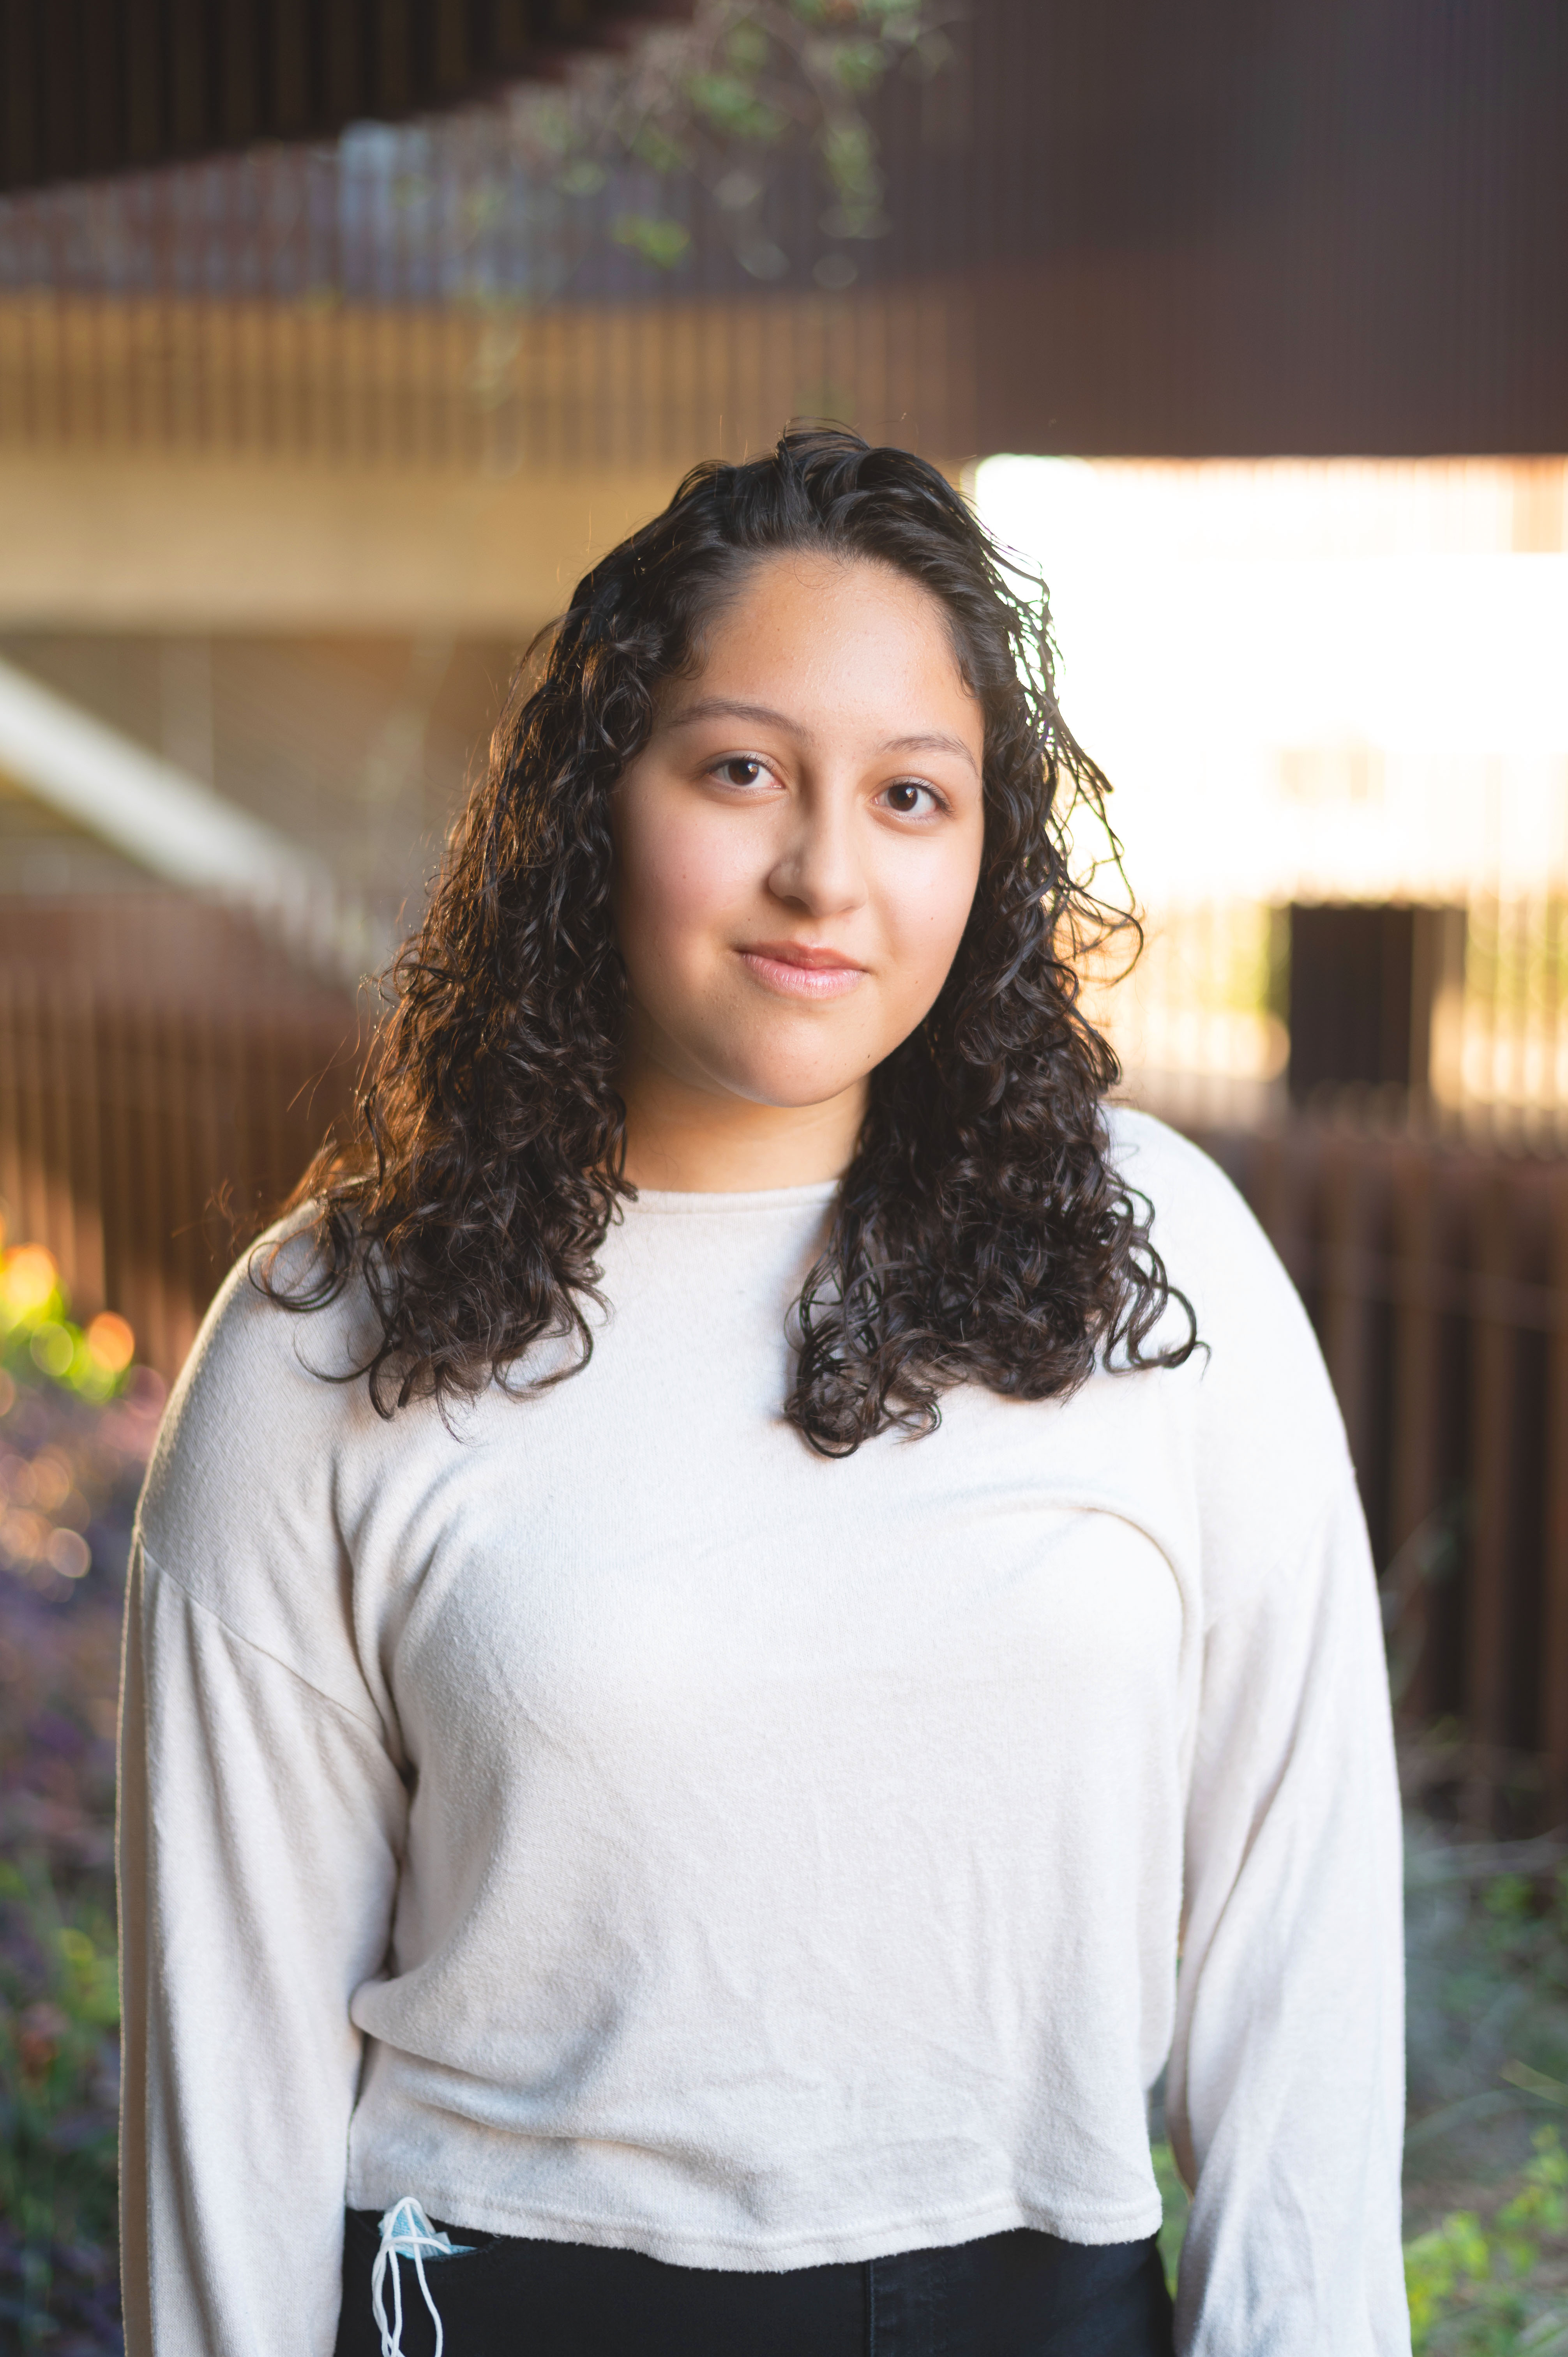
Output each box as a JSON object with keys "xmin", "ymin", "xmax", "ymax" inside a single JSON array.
[{"xmin": 118, "ymin": 431, "xmax": 1408, "ymax": 2357}]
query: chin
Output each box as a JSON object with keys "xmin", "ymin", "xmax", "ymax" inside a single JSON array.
[{"xmin": 721, "ymin": 1058, "xmax": 869, "ymax": 1112}]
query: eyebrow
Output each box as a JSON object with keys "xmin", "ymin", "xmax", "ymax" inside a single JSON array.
[{"xmin": 666, "ymin": 697, "xmax": 980, "ymax": 776}]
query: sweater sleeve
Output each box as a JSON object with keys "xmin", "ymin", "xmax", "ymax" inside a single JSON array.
[
  {"xmin": 1165, "ymin": 1459, "xmax": 1409, "ymax": 2356},
  {"xmin": 117, "ymin": 1542, "xmax": 408, "ymax": 2357}
]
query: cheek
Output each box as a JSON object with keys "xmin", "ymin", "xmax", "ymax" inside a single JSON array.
[
  {"xmin": 882, "ymin": 843, "xmax": 985, "ymax": 993},
  {"xmin": 616, "ymin": 797, "xmax": 755, "ymax": 963}
]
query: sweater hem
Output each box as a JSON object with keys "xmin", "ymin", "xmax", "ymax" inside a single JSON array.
[{"xmin": 342, "ymin": 2180, "xmax": 1164, "ymax": 2272}]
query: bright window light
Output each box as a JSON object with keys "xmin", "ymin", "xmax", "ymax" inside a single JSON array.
[
  {"xmin": 971, "ymin": 456, "xmax": 1568, "ymax": 1126},
  {"xmin": 972, "ymin": 456, "xmax": 1568, "ymax": 905}
]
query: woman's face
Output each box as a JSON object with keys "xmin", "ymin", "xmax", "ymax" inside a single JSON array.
[{"xmin": 612, "ymin": 551, "xmax": 987, "ymax": 1134}]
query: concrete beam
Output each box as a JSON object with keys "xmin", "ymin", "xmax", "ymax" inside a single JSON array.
[
  {"xmin": 0, "ymin": 455, "xmax": 680, "ymax": 632},
  {"xmin": 0, "ymin": 655, "xmax": 385, "ymax": 980}
]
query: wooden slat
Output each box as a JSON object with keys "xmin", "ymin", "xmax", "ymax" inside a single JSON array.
[
  {"xmin": 1466, "ymin": 1164, "xmax": 1517, "ymax": 1762},
  {"xmin": 96, "ymin": 992, "xmax": 136, "ymax": 1332},
  {"xmin": 0, "ymin": 973, "xmax": 20, "ymax": 1244},
  {"xmin": 1543, "ymin": 1172, "xmax": 1568, "ymax": 1813},
  {"xmin": 1387, "ymin": 1143, "xmax": 1444, "ymax": 1717},
  {"xmin": 65, "ymin": 985, "xmax": 106, "ymax": 1313},
  {"xmin": 0, "ymin": 933, "xmax": 354, "ymax": 1378},
  {"xmin": 1318, "ymin": 1135, "xmax": 1377, "ymax": 1489}
]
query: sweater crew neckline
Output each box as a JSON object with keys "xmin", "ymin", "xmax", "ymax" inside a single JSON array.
[{"xmin": 623, "ymin": 1179, "xmax": 841, "ymax": 1214}]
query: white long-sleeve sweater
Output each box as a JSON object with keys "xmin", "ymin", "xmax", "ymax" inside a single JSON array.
[{"xmin": 117, "ymin": 1108, "xmax": 1409, "ymax": 2357}]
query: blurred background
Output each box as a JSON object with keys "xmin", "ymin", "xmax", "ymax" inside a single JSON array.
[{"xmin": 0, "ymin": 3, "xmax": 1566, "ymax": 2346}]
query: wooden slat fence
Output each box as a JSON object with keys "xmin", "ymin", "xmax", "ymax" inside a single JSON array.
[
  {"xmin": 0, "ymin": 286, "xmax": 977, "ymax": 474},
  {"xmin": 1188, "ymin": 1120, "xmax": 1568, "ymax": 1811},
  {"xmin": 0, "ymin": 975, "xmax": 359, "ymax": 1376}
]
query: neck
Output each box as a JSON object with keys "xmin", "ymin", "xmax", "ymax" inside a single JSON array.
[{"xmin": 618, "ymin": 1059, "xmax": 866, "ymax": 1193}]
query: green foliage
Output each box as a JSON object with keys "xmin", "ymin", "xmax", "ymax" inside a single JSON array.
[
  {"xmin": 686, "ymin": 71, "xmax": 791, "ymax": 143},
  {"xmin": 0, "ymin": 1241, "xmax": 135, "ymax": 1410},
  {"xmin": 0, "ymin": 1860, "xmax": 120, "ymax": 2241},
  {"xmin": 555, "ymin": 157, "xmax": 609, "ymax": 198},
  {"xmin": 610, "ymin": 214, "xmax": 694, "ymax": 272},
  {"xmin": 724, "ymin": 21, "xmax": 772, "ymax": 72},
  {"xmin": 0, "ymin": 1859, "xmax": 122, "ymax": 2344},
  {"xmin": 629, "ymin": 124, "xmax": 692, "ymax": 179},
  {"xmin": 1404, "ymin": 1818, "xmax": 1568, "ymax": 2353},
  {"xmin": 1151, "ymin": 2137, "xmax": 1190, "ymax": 2297},
  {"xmin": 0, "ymin": 1231, "xmax": 157, "ymax": 2346},
  {"xmin": 1151, "ymin": 2113, "xmax": 1568, "ymax": 2350},
  {"xmin": 786, "ymin": 0, "xmax": 916, "ymax": 25},
  {"xmin": 1407, "ymin": 2210, "xmax": 1493, "ymax": 2348},
  {"xmin": 1405, "ymin": 2130, "xmax": 1568, "ymax": 2353},
  {"xmin": 823, "ymin": 37, "xmax": 889, "ymax": 94},
  {"xmin": 507, "ymin": 0, "xmax": 951, "ymax": 282},
  {"xmin": 817, "ymin": 113, "xmax": 878, "ymax": 198}
]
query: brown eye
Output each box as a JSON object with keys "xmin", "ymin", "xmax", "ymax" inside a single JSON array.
[
  {"xmin": 717, "ymin": 757, "xmax": 766, "ymax": 787},
  {"xmin": 884, "ymin": 781, "xmax": 931, "ymax": 815}
]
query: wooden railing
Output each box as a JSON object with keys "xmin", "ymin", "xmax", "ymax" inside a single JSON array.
[
  {"xmin": 1186, "ymin": 1118, "xmax": 1568, "ymax": 1810},
  {"xmin": 0, "ymin": 286, "xmax": 976, "ymax": 474},
  {"xmin": 0, "ymin": 896, "xmax": 359, "ymax": 1376},
  {"xmin": 0, "ymin": 980, "xmax": 358, "ymax": 1376}
]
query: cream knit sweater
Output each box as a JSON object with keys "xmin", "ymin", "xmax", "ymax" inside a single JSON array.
[{"xmin": 117, "ymin": 1108, "xmax": 1409, "ymax": 2355}]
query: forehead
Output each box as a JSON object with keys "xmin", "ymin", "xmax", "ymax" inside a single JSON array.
[{"xmin": 688, "ymin": 551, "xmax": 975, "ymax": 724}]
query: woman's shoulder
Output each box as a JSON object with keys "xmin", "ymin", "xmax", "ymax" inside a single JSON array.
[
  {"xmin": 166, "ymin": 1206, "xmax": 381, "ymax": 1427},
  {"xmin": 1098, "ymin": 1098, "xmax": 1292, "ymax": 1292},
  {"xmin": 1100, "ymin": 1103, "xmax": 1342, "ymax": 1448},
  {"xmin": 1098, "ymin": 1118, "xmax": 1361, "ymax": 1604},
  {"xmin": 136, "ymin": 1209, "xmax": 388, "ymax": 1580},
  {"xmin": 130, "ymin": 1211, "xmax": 422, "ymax": 1727},
  {"xmin": 1104, "ymin": 1102, "xmax": 1259, "ymax": 1232}
]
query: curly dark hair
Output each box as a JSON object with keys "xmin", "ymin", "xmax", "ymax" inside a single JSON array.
[{"xmin": 263, "ymin": 426, "xmax": 1196, "ymax": 1454}]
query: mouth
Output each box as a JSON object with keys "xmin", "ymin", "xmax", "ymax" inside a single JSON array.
[{"xmin": 736, "ymin": 940, "xmax": 869, "ymax": 1001}]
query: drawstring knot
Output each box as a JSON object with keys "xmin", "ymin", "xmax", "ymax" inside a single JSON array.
[{"xmin": 371, "ymin": 2195, "xmax": 473, "ymax": 2357}]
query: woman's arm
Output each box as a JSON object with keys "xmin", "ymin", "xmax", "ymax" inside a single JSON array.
[
  {"xmin": 118, "ymin": 1540, "xmax": 408, "ymax": 2357},
  {"xmin": 1166, "ymin": 1458, "xmax": 1408, "ymax": 2355},
  {"xmin": 1104, "ymin": 1112, "xmax": 1408, "ymax": 2354}
]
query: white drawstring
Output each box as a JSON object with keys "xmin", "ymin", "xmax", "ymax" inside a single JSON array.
[{"xmin": 371, "ymin": 2196, "xmax": 473, "ymax": 2357}]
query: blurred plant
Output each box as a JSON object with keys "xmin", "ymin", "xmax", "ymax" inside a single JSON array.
[
  {"xmin": 0, "ymin": 1859, "xmax": 122, "ymax": 2352},
  {"xmin": 1151, "ymin": 2137, "xmax": 1190, "ymax": 2297},
  {"xmin": 1157, "ymin": 2105, "xmax": 1568, "ymax": 2350},
  {"xmin": 1406, "ymin": 1832, "xmax": 1568, "ymax": 2141},
  {"xmin": 1402, "ymin": 1823, "xmax": 1568, "ymax": 2353},
  {"xmin": 0, "ymin": 1230, "xmax": 151, "ymax": 1601},
  {"xmin": 510, "ymin": 0, "xmax": 959, "ymax": 286},
  {"xmin": 1405, "ymin": 2128, "xmax": 1568, "ymax": 2353},
  {"xmin": 1, "ymin": 1233, "xmax": 136, "ymax": 1412},
  {"xmin": 0, "ymin": 1216, "xmax": 161, "ymax": 2352}
]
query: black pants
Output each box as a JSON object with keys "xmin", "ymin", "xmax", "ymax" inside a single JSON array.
[{"xmin": 335, "ymin": 2206, "xmax": 1176, "ymax": 2357}]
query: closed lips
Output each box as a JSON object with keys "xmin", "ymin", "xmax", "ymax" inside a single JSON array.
[{"xmin": 736, "ymin": 944, "xmax": 867, "ymax": 999}]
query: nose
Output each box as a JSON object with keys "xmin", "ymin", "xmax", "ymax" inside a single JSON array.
[{"xmin": 765, "ymin": 787, "xmax": 869, "ymax": 919}]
